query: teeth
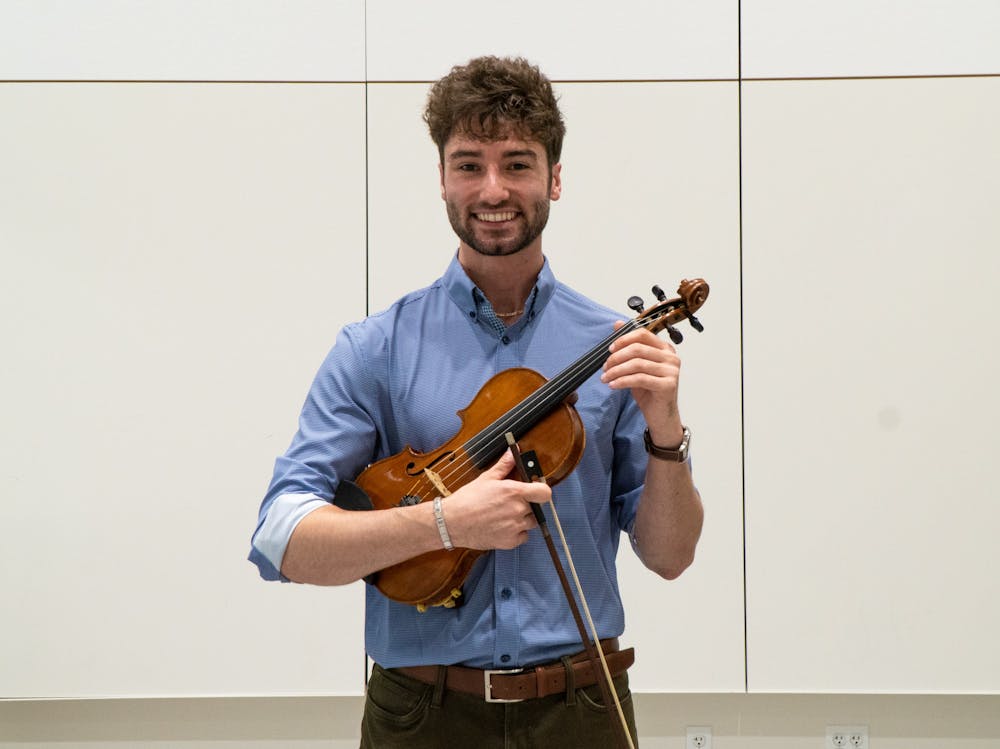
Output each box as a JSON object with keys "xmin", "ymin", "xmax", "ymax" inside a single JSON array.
[{"xmin": 477, "ymin": 211, "xmax": 516, "ymax": 222}]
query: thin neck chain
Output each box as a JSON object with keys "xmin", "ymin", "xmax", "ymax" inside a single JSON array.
[{"xmin": 494, "ymin": 308, "xmax": 525, "ymax": 318}]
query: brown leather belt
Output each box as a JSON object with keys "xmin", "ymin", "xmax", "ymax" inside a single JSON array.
[{"xmin": 391, "ymin": 638, "xmax": 634, "ymax": 703}]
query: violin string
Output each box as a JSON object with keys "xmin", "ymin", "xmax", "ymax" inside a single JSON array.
[
  {"xmin": 420, "ymin": 322, "xmax": 636, "ymax": 497},
  {"xmin": 412, "ymin": 315, "xmax": 663, "ymax": 500},
  {"xmin": 409, "ymin": 315, "xmax": 664, "ymax": 503},
  {"xmin": 462, "ymin": 317, "xmax": 655, "ymax": 459},
  {"xmin": 400, "ymin": 336, "xmax": 609, "ymax": 503}
]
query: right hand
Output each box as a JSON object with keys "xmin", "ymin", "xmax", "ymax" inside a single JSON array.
[{"xmin": 442, "ymin": 450, "xmax": 552, "ymax": 550}]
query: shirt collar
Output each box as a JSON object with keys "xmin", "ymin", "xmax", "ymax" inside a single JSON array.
[{"xmin": 442, "ymin": 251, "xmax": 557, "ymax": 325}]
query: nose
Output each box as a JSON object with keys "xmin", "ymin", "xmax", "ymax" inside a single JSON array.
[{"xmin": 480, "ymin": 166, "xmax": 510, "ymax": 205}]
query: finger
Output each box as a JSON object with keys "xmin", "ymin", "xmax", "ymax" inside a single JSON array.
[
  {"xmin": 606, "ymin": 351, "xmax": 677, "ymax": 385},
  {"xmin": 603, "ymin": 354, "xmax": 675, "ymax": 383},
  {"xmin": 605, "ymin": 374, "xmax": 677, "ymax": 394},
  {"xmin": 521, "ymin": 483, "xmax": 552, "ymax": 505},
  {"xmin": 603, "ymin": 355, "xmax": 677, "ymax": 385},
  {"xmin": 609, "ymin": 333, "xmax": 675, "ymax": 358}
]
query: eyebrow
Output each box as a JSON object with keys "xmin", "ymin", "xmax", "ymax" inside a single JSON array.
[{"xmin": 446, "ymin": 148, "xmax": 540, "ymax": 162}]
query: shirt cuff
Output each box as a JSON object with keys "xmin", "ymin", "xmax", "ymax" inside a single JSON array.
[{"xmin": 251, "ymin": 493, "xmax": 330, "ymax": 577}]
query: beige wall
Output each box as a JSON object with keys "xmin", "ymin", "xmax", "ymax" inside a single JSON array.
[{"xmin": 3, "ymin": 694, "xmax": 1000, "ymax": 748}]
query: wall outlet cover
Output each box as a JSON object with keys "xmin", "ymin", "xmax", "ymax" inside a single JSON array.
[
  {"xmin": 686, "ymin": 725, "xmax": 713, "ymax": 749},
  {"xmin": 826, "ymin": 724, "xmax": 868, "ymax": 749}
]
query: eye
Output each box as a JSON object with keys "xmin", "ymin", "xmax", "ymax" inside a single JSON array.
[
  {"xmin": 508, "ymin": 162, "xmax": 530, "ymax": 171},
  {"xmin": 456, "ymin": 163, "xmax": 480, "ymax": 172}
]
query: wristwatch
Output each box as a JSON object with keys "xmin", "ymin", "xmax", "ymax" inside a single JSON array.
[{"xmin": 643, "ymin": 426, "xmax": 691, "ymax": 462}]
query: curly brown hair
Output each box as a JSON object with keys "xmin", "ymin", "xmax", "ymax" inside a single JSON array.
[{"xmin": 423, "ymin": 56, "xmax": 566, "ymax": 167}]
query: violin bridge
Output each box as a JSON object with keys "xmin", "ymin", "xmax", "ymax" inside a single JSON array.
[{"xmin": 423, "ymin": 468, "xmax": 451, "ymax": 497}]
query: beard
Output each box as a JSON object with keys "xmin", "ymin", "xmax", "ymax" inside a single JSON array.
[{"xmin": 446, "ymin": 198, "xmax": 551, "ymax": 257}]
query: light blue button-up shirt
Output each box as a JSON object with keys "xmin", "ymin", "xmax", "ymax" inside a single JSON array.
[{"xmin": 249, "ymin": 255, "xmax": 654, "ymax": 669}]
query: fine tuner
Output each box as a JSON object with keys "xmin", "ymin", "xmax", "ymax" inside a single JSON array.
[{"xmin": 627, "ymin": 283, "xmax": 706, "ymax": 344}]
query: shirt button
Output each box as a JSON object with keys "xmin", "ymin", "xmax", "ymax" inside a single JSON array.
[
  {"xmin": 500, "ymin": 654, "xmax": 511, "ymax": 664},
  {"xmin": 500, "ymin": 588, "xmax": 512, "ymax": 600},
  {"xmin": 469, "ymin": 311, "xmax": 477, "ymax": 318},
  {"xmin": 501, "ymin": 335, "xmax": 510, "ymax": 345}
]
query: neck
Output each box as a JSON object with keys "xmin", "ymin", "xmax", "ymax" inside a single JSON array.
[{"xmin": 458, "ymin": 244, "xmax": 543, "ymax": 315}]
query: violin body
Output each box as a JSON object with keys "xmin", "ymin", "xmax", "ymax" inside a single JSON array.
[{"xmin": 358, "ymin": 367, "xmax": 585, "ymax": 608}]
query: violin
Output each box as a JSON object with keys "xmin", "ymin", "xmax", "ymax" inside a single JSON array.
[{"xmin": 333, "ymin": 279, "xmax": 709, "ymax": 610}]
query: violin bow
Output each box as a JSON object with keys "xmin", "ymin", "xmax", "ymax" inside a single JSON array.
[
  {"xmin": 505, "ymin": 432, "xmax": 635, "ymax": 749},
  {"xmin": 497, "ymin": 280, "xmax": 709, "ymax": 747}
]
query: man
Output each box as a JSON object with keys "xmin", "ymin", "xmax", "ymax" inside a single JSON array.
[{"xmin": 249, "ymin": 56, "xmax": 703, "ymax": 748}]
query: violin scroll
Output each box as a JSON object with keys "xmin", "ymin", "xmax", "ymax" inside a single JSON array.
[{"xmin": 630, "ymin": 278, "xmax": 709, "ymax": 344}]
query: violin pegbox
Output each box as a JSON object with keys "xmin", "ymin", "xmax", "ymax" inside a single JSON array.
[{"xmin": 630, "ymin": 278, "xmax": 709, "ymax": 344}]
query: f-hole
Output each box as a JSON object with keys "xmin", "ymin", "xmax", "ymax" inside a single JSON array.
[{"xmin": 405, "ymin": 450, "xmax": 456, "ymax": 477}]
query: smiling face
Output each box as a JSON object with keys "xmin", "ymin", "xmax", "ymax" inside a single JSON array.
[{"xmin": 440, "ymin": 132, "xmax": 562, "ymax": 259}]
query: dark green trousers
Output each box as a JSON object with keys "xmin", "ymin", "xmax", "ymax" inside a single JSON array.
[{"xmin": 360, "ymin": 662, "xmax": 639, "ymax": 748}]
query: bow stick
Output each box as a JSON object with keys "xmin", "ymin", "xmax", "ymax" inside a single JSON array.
[{"xmin": 505, "ymin": 432, "xmax": 635, "ymax": 749}]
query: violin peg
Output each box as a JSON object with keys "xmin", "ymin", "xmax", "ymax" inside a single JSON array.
[
  {"xmin": 685, "ymin": 312, "xmax": 705, "ymax": 333},
  {"xmin": 651, "ymin": 284, "xmax": 666, "ymax": 302},
  {"xmin": 627, "ymin": 296, "xmax": 645, "ymax": 313},
  {"xmin": 666, "ymin": 324, "xmax": 684, "ymax": 345}
]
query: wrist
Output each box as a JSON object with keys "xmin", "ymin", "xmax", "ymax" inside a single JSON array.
[{"xmin": 646, "ymin": 423, "xmax": 684, "ymax": 446}]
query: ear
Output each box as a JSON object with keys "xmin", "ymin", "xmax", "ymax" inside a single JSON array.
[
  {"xmin": 549, "ymin": 163, "xmax": 562, "ymax": 201},
  {"xmin": 438, "ymin": 161, "xmax": 446, "ymax": 200}
]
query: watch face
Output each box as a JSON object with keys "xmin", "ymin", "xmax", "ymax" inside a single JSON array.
[{"xmin": 669, "ymin": 428, "xmax": 690, "ymax": 461}]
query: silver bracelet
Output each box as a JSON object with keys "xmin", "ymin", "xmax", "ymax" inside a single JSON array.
[{"xmin": 432, "ymin": 497, "xmax": 454, "ymax": 551}]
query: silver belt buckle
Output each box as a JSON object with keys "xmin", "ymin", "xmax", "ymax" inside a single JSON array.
[{"xmin": 483, "ymin": 667, "xmax": 525, "ymax": 703}]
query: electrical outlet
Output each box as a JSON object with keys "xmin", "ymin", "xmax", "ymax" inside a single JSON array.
[
  {"xmin": 849, "ymin": 728, "xmax": 869, "ymax": 749},
  {"xmin": 686, "ymin": 725, "xmax": 712, "ymax": 749},
  {"xmin": 826, "ymin": 725, "xmax": 868, "ymax": 749}
]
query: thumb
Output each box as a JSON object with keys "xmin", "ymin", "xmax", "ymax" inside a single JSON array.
[{"xmin": 482, "ymin": 449, "xmax": 516, "ymax": 479}]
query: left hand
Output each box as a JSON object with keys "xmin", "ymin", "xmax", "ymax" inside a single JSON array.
[{"xmin": 600, "ymin": 321, "xmax": 684, "ymax": 445}]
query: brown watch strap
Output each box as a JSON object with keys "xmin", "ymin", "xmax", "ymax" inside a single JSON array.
[{"xmin": 643, "ymin": 426, "xmax": 690, "ymax": 462}]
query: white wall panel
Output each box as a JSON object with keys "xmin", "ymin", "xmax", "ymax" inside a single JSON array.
[
  {"xmin": 743, "ymin": 0, "xmax": 1000, "ymax": 78},
  {"xmin": 366, "ymin": 81, "xmax": 745, "ymax": 691},
  {"xmin": 0, "ymin": 1, "xmax": 364, "ymax": 81},
  {"xmin": 0, "ymin": 83, "xmax": 368, "ymax": 697},
  {"xmin": 742, "ymin": 77, "xmax": 1000, "ymax": 692},
  {"xmin": 365, "ymin": 84, "xmax": 455, "ymax": 303},
  {"xmin": 366, "ymin": 0, "xmax": 737, "ymax": 81}
]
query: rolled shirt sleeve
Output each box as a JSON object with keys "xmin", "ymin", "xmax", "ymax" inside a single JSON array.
[{"xmin": 248, "ymin": 324, "xmax": 383, "ymax": 581}]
